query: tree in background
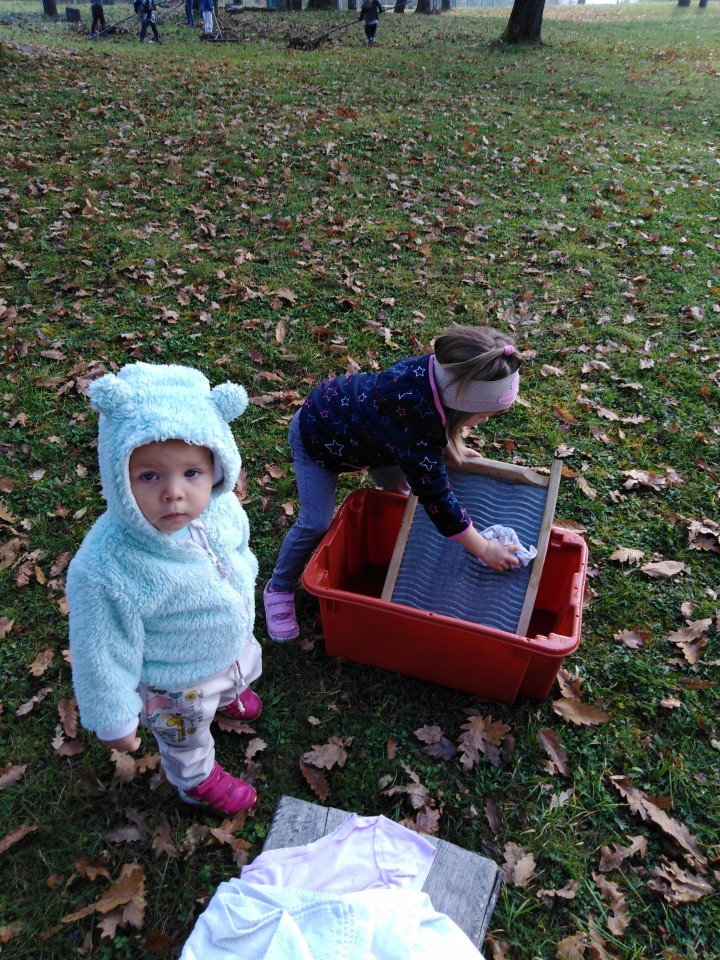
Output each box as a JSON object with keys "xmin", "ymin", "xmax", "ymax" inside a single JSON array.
[{"xmin": 500, "ymin": 0, "xmax": 546, "ymax": 44}]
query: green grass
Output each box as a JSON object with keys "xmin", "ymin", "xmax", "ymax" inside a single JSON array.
[{"xmin": 1, "ymin": 2, "xmax": 719, "ymax": 957}]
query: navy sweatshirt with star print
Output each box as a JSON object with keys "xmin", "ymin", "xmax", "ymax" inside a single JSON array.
[{"xmin": 298, "ymin": 354, "xmax": 472, "ymax": 538}]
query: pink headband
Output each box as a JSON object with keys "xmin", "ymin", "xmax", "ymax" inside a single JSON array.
[{"xmin": 433, "ymin": 359, "xmax": 520, "ymax": 414}]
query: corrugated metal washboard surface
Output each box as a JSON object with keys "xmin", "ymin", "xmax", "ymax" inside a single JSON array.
[{"xmin": 390, "ymin": 468, "xmax": 547, "ymax": 635}]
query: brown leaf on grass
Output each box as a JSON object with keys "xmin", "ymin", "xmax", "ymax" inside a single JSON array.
[
  {"xmin": 667, "ymin": 618, "xmax": 710, "ymax": 665},
  {"xmin": 622, "ymin": 468, "xmax": 684, "ymax": 490},
  {"xmin": 58, "ymin": 698, "xmax": 78, "ymax": 739},
  {"xmin": 598, "ymin": 835, "xmax": 647, "ymax": 872},
  {"xmin": 592, "ymin": 873, "xmax": 630, "ymax": 936},
  {"xmin": 587, "ymin": 916, "xmax": 619, "ymax": 960},
  {"xmin": 0, "ymin": 921, "xmax": 25, "ymax": 944},
  {"xmin": 382, "ymin": 763, "xmax": 432, "ymax": 811},
  {"xmin": 537, "ymin": 879, "xmax": 580, "ymax": 901},
  {"xmin": 413, "ymin": 725, "xmax": 456, "ymax": 760},
  {"xmin": 0, "ymin": 617, "xmax": 14, "ymax": 640},
  {"xmin": 75, "ymin": 853, "xmax": 110, "ymax": 880},
  {"xmin": 61, "ymin": 864, "xmax": 146, "ymax": 926},
  {"xmin": 53, "ymin": 736, "xmax": 85, "ymax": 758},
  {"xmin": 575, "ymin": 476, "xmax": 597, "ymax": 500},
  {"xmin": 556, "ymin": 668, "xmax": 583, "ymax": 700},
  {"xmin": 485, "ymin": 934, "xmax": 511, "ymax": 960},
  {"xmin": 400, "ymin": 805, "xmax": 441, "ymax": 836},
  {"xmin": 76, "ymin": 767, "xmax": 107, "ymax": 797},
  {"xmin": 15, "ymin": 687, "xmax": 53, "ymax": 716},
  {"xmin": 177, "ymin": 823, "xmax": 214, "ymax": 857},
  {"xmin": 552, "ymin": 700, "xmax": 610, "ymax": 726},
  {"xmin": 29, "ymin": 648, "xmax": 54, "ymax": 676},
  {"xmin": 299, "ymin": 758, "xmax": 330, "ymax": 802},
  {"xmin": 640, "ymin": 560, "xmax": 685, "ymax": 579},
  {"xmin": 0, "ymin": 763, "xmax": 27, "ymax": 790},
  {"xmin": 484, "ymin": 796, "xmax": 504, "ymax": 834},
  {"xmin": 143, "ymin": 931, "xmax": 175, "ymax": 956},
  {"xmin": 151, "ymin": 818, "xmax": 180, "ymax": 859},
  {"xmin": 647, "ymin": 858, "xmax": 713, "ymax": 905},
  {"xmin": 209, "ymin": 824, "xmax": 252, "ymax": 866},
  {"xmin": 110, "ymin": 750, "xmax": 139, "ymax": 784},
  {"xmin": 687, "ymin": 518, "xmax": 720, "ymax": 553},
  {"xmin": 613, "ymin": 628, "xmax": 651, "ymax": 649},
  {"xmin": 458, "ymin": 714, "xmax": 511, "ymax": 769},
  {"xmin": 215, "ymin": 714, "xmax": 255, "ymax": 736},
  {"xmin": 538, "ymin": 728, "xmax": 570, "ymax": 777},
  {"xmin": 245, "ymin": 737, "xmax": 267, "ymax": 762},
  {"xmin": 301, "ymin": 736, "xmax": 353, "ymax": 771},
  {"xmin": 0, "ymin": 823, "xmax": 38, "ymax": 855},
  {"xmin": 609, "ymin": 776, "xmax": 706, "ymax": 870},
  {"xmin": 556, "ymin": 932, "xmax": 587, "ymax": 959},
  {"xmin": 608, "ymin": 547, "xmax": 644, "ymax": 564},
  {"xmin": 502, "ymin": 842, "xmax": 536, "ymax": 888}
]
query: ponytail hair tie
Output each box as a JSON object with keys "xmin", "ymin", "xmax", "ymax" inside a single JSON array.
[{"xmin": 503, "ymin": 344, "xmax": 514, "ymax": 356}]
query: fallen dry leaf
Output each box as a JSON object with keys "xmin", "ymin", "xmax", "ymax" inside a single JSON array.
[
  {"xmin": 598, "ymin": 835, "xmax": 647, "ymax": 872},
  {"xmin": 609, "ymin": 776, "xmax": 706, "ymax": 871},
  {"xmin": 647, "ymin": 858, "xmax": 713, "ymax": 905},
  {"xmin": 538, "ymin": 728, "xmax": 570, "ymax": 777},
  {"xmin": 299, "ymin": 758, "xmax": 330, "ymax": 802},
  {"xmin": 609, "ymin": 547, "xmax": 644, "ymax": 564},
  {"xmin": 552, "ymin": 700, "xmax": 610, "ymax": 726},
  {"xmin": 613, "ymin": 628, "xmax": 651, "ymax": 649},
  {"xmin": 301, "ymin": 736, "xmax": 353, "ymax": 771},
  {"xmin": 0, "ymin": 822, "xmax": 38, "ymax": 855},
  {"xmin": 640, "ymin": 560, "xmax": 685, "ymax": 579},
  {"xmin": 0, "ymin": 763, "xmax": 27, "ymax": 790},
  {"xmin": 502, "ymin": 842, "xmax": 536, "ymax": 888}
]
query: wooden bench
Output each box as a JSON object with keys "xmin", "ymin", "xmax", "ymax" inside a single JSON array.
[{"xmin": 262, "ymin": 795, "xmax": 503, "ymax": 950}]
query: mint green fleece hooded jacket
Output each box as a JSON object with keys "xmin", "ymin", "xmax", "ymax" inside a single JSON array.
[{"xmin": 66, "ymin": 363, "xmax": 259, "ymax": 737}]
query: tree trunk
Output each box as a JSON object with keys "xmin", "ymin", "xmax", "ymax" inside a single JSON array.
[
  {"xmin": 394, "ymin": 0, "xmax": 406, "ymax": 11},
  {"xmin": 42, "ymin": 0, "xmax": 58, "ymax": 15},
  {"xmin": 501, "ymin": 0, "xmax": 546, "ymax": 44},
  {"xmin": 415, "ymin": 0, "xmax": 431, "ymax": 12},
  {"xmin": 698, "ymin": 0, "xmax": 708, "ymax": 7},
  {"xmin": 306, "ymin": 0, "xmax": 333, "ymax": 8},
  {"xmin": 676, "ymin": 0, "xmax": 691, "ymax": 6}
]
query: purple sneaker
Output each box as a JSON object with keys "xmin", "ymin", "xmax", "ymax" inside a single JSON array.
[
  {"xmin": 263, "ymin": 582, "xmax": 299, "ymax": 642},
  {"xmin": 179, "ymin": 762, "xmax": 256, "ymax": 815}
]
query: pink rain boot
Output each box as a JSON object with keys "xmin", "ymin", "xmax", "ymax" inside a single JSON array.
[
  {"xmin": 179, "ymin": 762, "xmax": 256, "ymax": 815},
  {"xmin": 218, "ymin": 686, "xmax": 262, "ymax": 722}
]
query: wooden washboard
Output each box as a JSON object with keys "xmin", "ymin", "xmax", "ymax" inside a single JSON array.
[{"xmin": 382, "ymin": 458, "xmax": 562, "ymax": 638}]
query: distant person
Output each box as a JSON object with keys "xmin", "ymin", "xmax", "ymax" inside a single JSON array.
[
  {"xmin": 138, "ymin": 0, "xmax": 162, "ymax": 42},
  {"xmin": 262, "ymin": 325, "xmax": 523, "ymax": 642},
  {"xmin": 358, "ymin": 0, "xmax": 382, "ymax": 46},
  {"xmin": 90, "ymin": 0, "xmax": 105, "ymax": 36},
  {"xmin": 201, "ymin": 0, "xmax": 215, "ymax": 35},
  {"xmin": 67, "ymin": 363, "xmax": 262, "ymax": 816},
  {"xmin": 185, "ymin": 0, "xmax": 195, "ymax": 26}
]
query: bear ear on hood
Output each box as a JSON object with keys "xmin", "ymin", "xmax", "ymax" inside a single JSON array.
[
  {"xmin": 88, "ymin": 372, "xmax": 134, "ymax": 417},
  {"xmin": 210, "ymin": 382, "xmax": 249, "ymax": 423}
]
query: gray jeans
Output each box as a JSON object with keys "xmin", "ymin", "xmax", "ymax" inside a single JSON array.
[{"xmin": 269, "ymin": 410, "xmax": 408, "ymax": 592}]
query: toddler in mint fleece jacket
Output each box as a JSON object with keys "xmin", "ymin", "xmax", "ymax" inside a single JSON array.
[{"xmin": 67, "ymin": 362, "xmax": 261, "ymax": 816}]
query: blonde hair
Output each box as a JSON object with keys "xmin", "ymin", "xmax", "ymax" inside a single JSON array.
[{"xmin": 434, "ymin": 325, "xmax": 521, "ymax": 456}]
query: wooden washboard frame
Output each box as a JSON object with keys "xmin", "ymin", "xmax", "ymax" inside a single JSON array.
[{"xmin": 381, "ymin": 457, "xmax": 563, "ymax": 638}]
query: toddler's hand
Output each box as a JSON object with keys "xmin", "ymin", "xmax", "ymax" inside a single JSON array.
[
  {"xmin": 482, "ymin": 538, "xmax": 521, "ymax": 571},
  {"xmin": 100, "ymin": 731, "xmax": 141, "ymax": 753}
]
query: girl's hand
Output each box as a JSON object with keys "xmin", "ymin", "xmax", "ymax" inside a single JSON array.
[
  {"xmin": 481, "ymin": 538, "xmax": 521, "ymax": 571},
  {"xmin": 444, "ymin": 441, "xmax": 484, "ymax": 468},
  {"xmin": 100, "ymin": 731, "xmax": 141, "ymax": 753}
]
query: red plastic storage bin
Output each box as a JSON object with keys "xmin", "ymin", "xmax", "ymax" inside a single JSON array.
[{"xmin": 302, "ymin": 489, "xmax": 587, "ymax": 704}]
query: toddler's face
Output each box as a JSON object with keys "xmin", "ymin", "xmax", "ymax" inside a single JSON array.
[{"xmin": 129, "ymin": 440, "xmax": 215, "ymax": 533}]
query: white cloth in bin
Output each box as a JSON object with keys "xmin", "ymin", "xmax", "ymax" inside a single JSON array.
[
  {"xmin": 477, "ymin": 524, "xmax": 537, "ymax": 567},
  {"xmin": 240, "ymin": 813, "xmax": 436, "ymax": 892}
]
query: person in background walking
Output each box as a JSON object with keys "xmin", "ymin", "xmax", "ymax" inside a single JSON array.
[
  {"xmin": 138, "ymin": 0, "xmax": 162, "ymax": 42},
  {"xmin": 185, "ymin": 0, "xmax": 195, "ymax": 26},
  {"xmin": 359, "ymin": 0, "xmax": 382, "ymax": 46},
  {"xmin": 90, "ymin": 0, "xmax": 105, "ymax": 36},
  {"xmin": 201, "ymin": 0, "xmax": 215, "ymax": 35}
]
